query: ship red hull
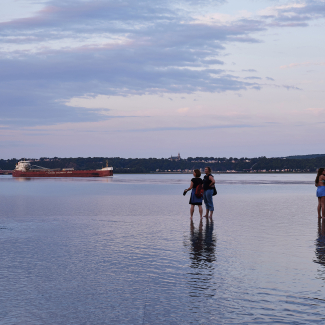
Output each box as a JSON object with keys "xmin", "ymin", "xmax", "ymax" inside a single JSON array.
[
  {"xmin": 12, "ymin": 170, "xmax": 113, "ymax": 177},
  {"xmin": 0, "ymin": 170, "xmax": 13, "ymax": 175}
]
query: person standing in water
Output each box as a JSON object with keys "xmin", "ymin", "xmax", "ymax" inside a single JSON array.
[
  {"xmin": 315, "ymin": 168, "xmax": 325, "ymax": 219},
  {"xmin": 184, "ymin": 169, "xmax": 203, "ymax": 219},
  {"xmin": 203, "ymin": 166, "xmax": 215, "ymax": 219}
]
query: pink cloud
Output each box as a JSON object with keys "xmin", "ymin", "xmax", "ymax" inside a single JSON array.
[
  {"xmin": 307, "ymin": 108, "xmax": 325, "ymax": 116},
  {"xmin": 280, "ymin": 62, "xmax": 325, "ymax": 69}
]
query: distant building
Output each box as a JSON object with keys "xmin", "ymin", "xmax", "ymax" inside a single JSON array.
[{"xmin": 169, "ymin": 153, "xmax": 181, "ymax": 161}]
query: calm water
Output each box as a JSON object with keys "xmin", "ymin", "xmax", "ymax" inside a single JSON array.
[{"xmin": 0, "ymin": 173, "xmax": 324, "ymax": 324}]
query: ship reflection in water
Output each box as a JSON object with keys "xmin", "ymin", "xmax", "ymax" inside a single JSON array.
[
  {"xmin": 13, "ymin": 176, "xmax": 114, "ymax": 183},
  {"xmin": 186, "ymin": 219, "xmax": 216, "ymax": 301}
]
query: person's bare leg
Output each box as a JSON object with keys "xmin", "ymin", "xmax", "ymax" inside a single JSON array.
[
  {"xmin": 203, "ymin": 192, "xmax": 208, "ymax": 217},
  {"xmin": 199, "ymin": 205, "xmax": 203, "ymax": 219},
  {"xmin": 209, "ymin": 210, "xmax": 213, "ymax": 220},
  {"xmin": 190, "ymin": 205, "xmax": 195, "ymax": 219},
  {"xmin": 318, "ymin": 197, "xmax": 322, "ymax": 218}
]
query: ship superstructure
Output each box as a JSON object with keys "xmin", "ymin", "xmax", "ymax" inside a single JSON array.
[{"xmin": 12, "ymin": 161, "xmax": 113, "ymax": 177}]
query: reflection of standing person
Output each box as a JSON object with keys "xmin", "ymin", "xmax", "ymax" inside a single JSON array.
[
  {"xmin": 315, "ymin": 219, "xmax": 325, "ymax": 267},
  {"xmin": 315, "ymin": 168, "xmax": 325, "ymax": 219},
  {"xmin": 189, "ymin": 218, "xmax": 216, "ymax": 267},
  {"xmin": 190, "ymin": 218, "xmax": 204, "ymax": 260},
  {"xmin": 203, "ymin": 167, "xmax": 215, "ymax": 220},
  {"xmin": 184, "ymin": 169, "xmax": 203, "ymax": 219},
  {"xmin": 204, "ymin": 219, "xmax": 215, "ymax": 263}
]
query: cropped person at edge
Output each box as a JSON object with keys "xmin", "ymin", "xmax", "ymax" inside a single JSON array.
[
  {"xmin": 203, "ymin": 166, "xmax": 215, "ymax": 220},
  {"xmin": 315, "ymin": 167, "xmax": 325, "ymax": 219}
]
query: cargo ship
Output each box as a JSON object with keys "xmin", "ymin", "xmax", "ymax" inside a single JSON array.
[{"xmin": 12, "ymin": 161, "xmax": 113, "ymax": 178}]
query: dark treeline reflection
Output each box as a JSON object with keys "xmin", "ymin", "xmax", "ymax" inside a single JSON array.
[
  {"xmin": 184, "ymin": 219, "xmax": 217, "ymax": 299},
  {"xmin": 314, "ymin": 219, "xmax": 325, "ymax": 280}
]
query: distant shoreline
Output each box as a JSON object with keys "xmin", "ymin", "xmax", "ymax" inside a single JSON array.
[
  {"xmin": 1, "ymin": 155, "xmax": 323, "ymax": 175},
  {"xmin": 133, "ymin": 171, "xmax": 316, "ymax": 174}
]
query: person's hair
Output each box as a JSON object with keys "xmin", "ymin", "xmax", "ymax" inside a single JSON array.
[
  {"xmin": 316, "ymin": 168, "xmax": 325, "ymax": 184},
  {"xmin": 205, "ymin": 166, "xmax": 211, "ymax": 173},
  {"xmin": 194, "ymin": 169, "xmax": 201, "ymax": 177}
]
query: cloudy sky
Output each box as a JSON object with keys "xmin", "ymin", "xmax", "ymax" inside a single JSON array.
[{"xmin": 0, "ymin": 0, "xmax": 324, "ymax": 159}]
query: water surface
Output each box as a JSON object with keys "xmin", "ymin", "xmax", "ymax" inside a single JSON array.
[{"xmin": 0, "ymin": 173, "xmax": 324, "ymax": 324}]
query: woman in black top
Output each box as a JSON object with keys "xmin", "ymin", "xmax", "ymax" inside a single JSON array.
[{"xmin": 184, "ymin": 169, "xmax": 203, "ymax": 219}]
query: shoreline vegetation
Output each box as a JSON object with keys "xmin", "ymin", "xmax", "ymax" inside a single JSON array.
[{"xmin": 1, "ymin": 154, "xmax": 325, "ymax": 174}]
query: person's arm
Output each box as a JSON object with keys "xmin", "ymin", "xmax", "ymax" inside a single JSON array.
[
  {"xmin": 209, "ymin": 175, "xmax": 215, "ymax": 187},
  {"xmin": 185, "ymin": 181, "xmax": 194, "ymax": 193}
]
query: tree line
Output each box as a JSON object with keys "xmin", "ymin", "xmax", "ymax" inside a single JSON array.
[{"xmin": 1, "ymin": 155, "xmax": 325, "ymax": 173}]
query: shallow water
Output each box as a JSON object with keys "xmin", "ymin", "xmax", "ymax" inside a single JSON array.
[{"xmin": 0, "ymin": 173, "xmax": 324, "ymax": 324}]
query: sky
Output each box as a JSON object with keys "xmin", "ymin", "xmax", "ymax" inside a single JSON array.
[{"xmin": 0, "ymin": 0, "xmax": 324, "ymax": 159}]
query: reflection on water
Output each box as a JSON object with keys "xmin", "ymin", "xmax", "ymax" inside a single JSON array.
[
  {"xmin": 186, "ymin": 219, "xmax": 216, "ymax": 301},
  {"xmin": 189, "ymin": 219, "xmax": 216, "ymax": 268},
  {"xmin": 315, "ymin": 219, "xmax": 325, "ymax": 280},
  {"xmin": 1, "ymin": 173, "xmax": 316, "ymax": 186},
  {"xmin": 1, "ymin": 174, "xmax": 325, "ymax": 324},
  {"xmin": 12, "ymin": 176, "xmax": 114, "ymax": 183}
]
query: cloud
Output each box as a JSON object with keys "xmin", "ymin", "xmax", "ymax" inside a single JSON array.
[
  {"xmin": 259, "ymin": 3, "xmax": 307, "ymax": 18},
  {"xmin": 0, "ymin": 1, "xmax": 174, "ymax": 31},
  {"xmin": 203, "ymin": 59, "xmax": 224, "ymax": 65},
  {"xmin": 0, "ymin": 0, "xmax": 268, "ymax": 127},
  {"xmin": 242, "ymin": 69, "xmax": 257, "ymax": 72},
  {"xmin": 127, "ymin": 123, "xmax": 261, "ymax": 132},
  {"xmin": 0, "ymin": 0, "xmax": 324, "ymax": 128},
  {"xmin": 244, "ymin": 76, "xmax": 262, "ymax": 80},
  {"xmin": 282, "ymin": 85, "xmax": 302, "ymax": 91},
  {"xmin": 280, "ymin": 61, "xmax": 325, "ymax": 69},
  {"xmin": 260, "ymin": 0, "xmax": 325, "ymax": 27},
  {"xmin": 190, "ymin": 10, "xmax": 253, "ymax": 25},
  {"xmin": 307, "ymin": 108, "xmax": 324, "ymax": 115},
  {"xmin": 266, "ymin": 77, "xmax": 275, "ymax": 81},
  {"xmin": 268, "ymin": 83, "xmax": 302, "ymax": 91},
  {"xmin": 177, "ymin": 107, "xmax": 189, "ymax": 114}
]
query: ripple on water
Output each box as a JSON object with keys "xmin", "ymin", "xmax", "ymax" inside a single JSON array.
[{"xmin": 0, "ymin": 174, "xmax": 324, "ymax": 324}]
